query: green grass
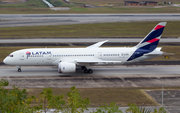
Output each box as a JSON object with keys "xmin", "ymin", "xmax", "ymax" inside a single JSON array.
[
  {"xmin": 0, "ymin": 21, "xmax": 180, "ymax": 38},
  {"xmin": 27, "ymin": 87, "xmax": 158, "ymax": 106},
  {"xmin": 27, "ymin": 87, "xmax": 180, "ymax": 106},
  {"xmin": 148, "ymin": 46, "xmax": 180, "ymax": 61},
  {"xmin": 1, "ymin": 46, "xmax": 180, "ymax": 62},
  {"xmin": 72, "ymin": 8, "xmax": 88, "ymax": 11},
  {"xmin": 0, "ymin": 0, "xmax": 48, "ymax": 8},
  {"xmin": 0, "ymin": 1, "xmax": 180, "ymax": 14}
]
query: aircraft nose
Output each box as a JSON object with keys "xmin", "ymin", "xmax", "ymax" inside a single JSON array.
[{"xmin": 3, "ymin": 58, "xmax": 7, "ymax": 64}]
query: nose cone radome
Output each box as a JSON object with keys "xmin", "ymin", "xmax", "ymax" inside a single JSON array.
[{"xmin": 3, "ymin": 58, "xmax": 7, "ymax": 64}]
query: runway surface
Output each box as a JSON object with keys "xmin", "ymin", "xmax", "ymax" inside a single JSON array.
[
  {"xmin": 0, "ymin": 65, "xmax": 180, "ymax": 88},
  {"xmin": 1, "ymin": 65, "xmax": 180, "ymax": 88},
  {"xmin": 1, "ymin": 65, "xmax": 180, "ymax": 77},
  {"xmin": 0, "ymin": 14, "xmax": 180, "ymax": 27}
]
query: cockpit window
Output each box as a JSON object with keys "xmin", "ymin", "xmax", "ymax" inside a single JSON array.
[{"xmin": 9, "ymin": 55, "xmax": 13, "ymax": 57}]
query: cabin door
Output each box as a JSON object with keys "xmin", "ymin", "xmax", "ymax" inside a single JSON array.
[
  {"xmin": 98, "ymin": 52, "xmax": 102, "ymax": 59},
  {"xmin": 19, "ymin": 53, "xmax": 25, "ymax": 60},
  {"xmin": 47, "ymin": 54, "xmax": 51, "ymax": 60}
]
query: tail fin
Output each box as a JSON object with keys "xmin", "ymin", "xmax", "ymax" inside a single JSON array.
[
  {"xmin": 136, "ymin": 22, "xmax": 166, "ymax": 51},
  {"xmin": 127, "ymin": 22, "xmax": 166, "ymax": 61}
]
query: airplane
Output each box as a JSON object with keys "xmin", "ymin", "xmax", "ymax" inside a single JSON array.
[{"xmin": 3, "ymin": 22, "xmax": 166, "ymax": 74}]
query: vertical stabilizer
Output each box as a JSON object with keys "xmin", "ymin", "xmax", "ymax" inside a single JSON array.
[
  {"xmin": 127, "ymin": 22, "xmax": 166, "ymax": 61},
  {"xmin": 136, "ymin": 22, "xmax": 166, "ymax": 51}
]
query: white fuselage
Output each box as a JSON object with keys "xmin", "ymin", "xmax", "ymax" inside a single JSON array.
[{"xmin": 3, "ymin": 47, "xmax": 162, "ymax": 66}]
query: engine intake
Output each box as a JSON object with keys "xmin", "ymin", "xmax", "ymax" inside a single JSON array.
[{"xmin": 58, "ymin": 62, "xmax": 76, "ymax": 73}]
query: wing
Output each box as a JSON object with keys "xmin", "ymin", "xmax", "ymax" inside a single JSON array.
[
  {"xmin": 60, "ymin": 58, "xmax": 121, "ymax": 65},
  {"xmin": 86, "ymin": 40, "xmax": 108, "ymax": 48},
  {"xmin": 75, "ymin": 59, "xmax": 121, "ymax": 64}
]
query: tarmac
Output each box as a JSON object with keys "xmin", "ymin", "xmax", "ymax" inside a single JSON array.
[
  {"xmin": 0, "ymin": 14, "xmax": 180, "ymax": 27},
  {"xmin": 1, "ymin": 64, "xmax": 180, "ymax": 113},
  {"xmin": 0, "ymin": 65, "xmax": 180, "ymax": 89}
]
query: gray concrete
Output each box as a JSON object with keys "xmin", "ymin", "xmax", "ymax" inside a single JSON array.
[
  {"xmin": 0, "ymin": 65, "xmax": 180, "ymax": 88},
  {"xmin": 0, "ymin": 14, "xmax": 180, "ymax": 27},
  {"xmin": 0, "ymin": 65, "xmax": 180, "ymax": 77},
  {"xmin": 146, "ymin": 90, "xmax": 180, "ymax": 113}
]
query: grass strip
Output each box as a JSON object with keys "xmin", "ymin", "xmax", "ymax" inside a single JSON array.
[
  {"xmin": 0, "ymin": 46, "xmax": 179, "ymax": 62},
  {"xmin": 0, "ymin": 6, "xmax": 180, "ymax": 14},
  {"xmin": 27, "ymin": 87, "xmax": 158, "ymax": 106},
  {"xmin": 27, "ymin": 87, "xmax": 180, "ymax": 107},
  {"xmin": 0, "ymin": 21, "xmax": 180, "ymax": 38},
  {"xmin": 0, "ymin": 0, "xmax": 180, "ymax": 14},
  {"xmin": 0, "ymin": 0, "xmax": 48, "ymax": 8}
]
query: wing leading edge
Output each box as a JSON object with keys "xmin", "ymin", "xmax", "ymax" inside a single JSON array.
[{"xmin": 86, "ymin": 40, "xmax": 108, "ymax": 48}]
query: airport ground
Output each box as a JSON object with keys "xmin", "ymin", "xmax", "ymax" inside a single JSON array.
[
  {"xmin": 0, "ymin": 13, "xmax": 180, "ymax": 112},
  {"xmin": 0, "ymin": 14, "xmax": 180, "ymax": 29},
  {"xmin": 1, "ymin": 65, "xmax": 180, "ymax": 112},
  {"xmin": 1, "ymin": 65, "xmax": 180, "ymax": 88},
  {"xmin": 0, "ymin": 0, "xmax": 180, "ymax": 14}
]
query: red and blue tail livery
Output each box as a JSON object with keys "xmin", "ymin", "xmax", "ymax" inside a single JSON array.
[{"xmin": 127, "ymin": 22, "xmax": 166, "ymax": 61}]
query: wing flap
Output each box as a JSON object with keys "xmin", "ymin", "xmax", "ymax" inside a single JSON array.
[
  {"xmin": 74, "ymin": 59, "xmax": 121, "ymax": 64},
  {"xmin": 60, "ymin": 58, "xmax": 121, "ymax": 64}
]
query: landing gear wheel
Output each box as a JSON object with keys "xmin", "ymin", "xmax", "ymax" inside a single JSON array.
[
  {"xmin": 84, "ymin": 69, "xmax": 88, "ymax": 74},
  {"xmin": 84, "ymin": 69, "xmax": 93, "ymax": 74},
  {"xmin": 88, "ymin": 69, "xmax": 93, "ymax": 74},
  {"xmin": 18, "ymin": 68, "xmax": 21, "ymax": 72}
]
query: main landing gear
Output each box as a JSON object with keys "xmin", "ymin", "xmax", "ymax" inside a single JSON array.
[
  {"xmin": 84, "ymin": 69, "xmax": 93, "ymax": 74},
  {"xmin": 81, "ymin": 66, "xmax": 93, "ymax": 74},
  {"xmin": 16, "ymin": 66, "xmax": 21, "ymax": 72}
]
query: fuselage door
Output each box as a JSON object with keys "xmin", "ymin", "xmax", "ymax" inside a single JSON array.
[
  {"xmin": 19, "ymin": 53, "xmax": 25, "ymax": 60},
  {"xmin": 98, "ymin": 52, "xmax": 102, "ymax": 59},
  {"xmin": 47, "ymin": 54, "xmax": 51, "ymax": 60}
]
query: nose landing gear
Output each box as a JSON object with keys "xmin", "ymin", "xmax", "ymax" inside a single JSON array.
[
  {"xmin": 16, "ymin": 66, "xmax": 21, "ymax": 72},
  {"xmin": 18, "ymin": 68, "xmax": 21, "ymax": 72}
]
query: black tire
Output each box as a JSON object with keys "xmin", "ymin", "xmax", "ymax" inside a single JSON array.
[
  {"xmin": 88, "ymin": 69, "xmax": 93, "ymax": 74},
  {"xmin": 84, "ymin": 69, "xmax": 88, "ymax": 74},
  {"xmin": 18, "ymin": 68, "xmax": 21, "ymax": 72}
]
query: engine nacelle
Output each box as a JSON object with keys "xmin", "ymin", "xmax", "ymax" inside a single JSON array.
[{"xmin": 58, "ymin": 62, "xmax": 76, "ymax": 73}]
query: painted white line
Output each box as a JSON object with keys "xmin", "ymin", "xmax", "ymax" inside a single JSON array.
[{"xmin": 42, "ymin": 0, "xmax": 54, "ymax": 8}]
